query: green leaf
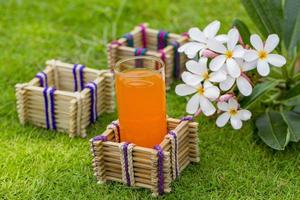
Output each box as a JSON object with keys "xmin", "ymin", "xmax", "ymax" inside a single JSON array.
[
  {"xmin": 241, "ymin": 0, "xmax": 283, "ymax": 40},
  {"xmin": 281, "ymin": 110, "xmax": 300, "ymax": 142},
  {"xmin": 232, "ymin": 19, "xmax": 251, "ymax": 45},
  {"xmin": 282, "ymin": 82, "xmax": 300, "ymax": 106},
  {"xmin": 241, "ymin": 0, "xmax": 269, "ymax": 37},
  {"xmin": 284, "ymin": 0, "xmax": 300, "ymax": 56},
  {"xmin": 256, "ymin": 110, "xmax": 289, "ymax": 150},
  {"xmin": 240, "ymin": 81, "xmax": 278, "ymax": 109},
  {"xmin": 294, "ymin": 106, "xmax": 300, "ymax": 114}
]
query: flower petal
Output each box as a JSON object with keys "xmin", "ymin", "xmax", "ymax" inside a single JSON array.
[
  {"xmin": 244, "ymin": 49, "xmax": 258, "ymax": 62},
  {"xmin": 236, "ymin": 76, "xmax": 252, "ymax": 96},
  {"xmin": 188, "ymin": 27, "xmax": 206, "ymax": 43},
  {"xmin": 209, "ymin": 70, "xmax": 227, "ymax": 82},
  {"xmin": 182, "ymin": 71, "xmax": 202, "ymax": 86},
  {"xmin": 203, "ymin": 81, "xmax": 213, "ymax": 88},
  {"xmin": 242, "ymin": 60, "xmax": 257, "ymax": 72},
  {"xmin": 175, "ymin": 84, "xmax": 197, "ymax": 96},
  {"xmin": 204, "ymin": 85, "xmax": 220, "ymax": 100},
  {"xmin": 257, "ymin": 60, "xmax": 270, "ymax": 76},
  {"xmin": 230, "ymin": 116, "xmax": 243, "ymax": 129},
  {"xmin": 250, "ymin": 34, "xmax": 263, "ymax": 50},
  {"xmin": 226, "ymin": 58, "xmax": 241, "ymax": 78},
  {"xmin": 228, "ymin": 98, "xmax": 239, "ymax": 110},
  {"xmin": 178, "ymin": 42, "xmax": 206, "ymax": 58},
  {"xmin": 218, "ymin": 64, "xmax": 228, "ymax": 74},
  {"xmin": 232, "ymin": 45, "xmax": 244, "ymax": 58},
  {"xmin": 186, "ymin": 93, "xmax": 200, "ymax": 114},
  {"xmin": 220, "ymin": 76, "xmax": 235, "ymax": 91},
  {"xmin": 267, "ymin": 54, "xmax": 286, "ymax": 67},
  {"xmin": 186, "ymin": 59, "xmax": 207, "ymax": 75},
  {"xmin": 215, "ymin": 34, "xmax": 228, "ymax": 43},
  {"xmin": 237, "ymin": 110, "xmax": 252, "ymax": 120},
  {"xmin": 216, "ymin": 112, "xmax": 230, "ymax": 127},
  {"xmin": 207, "ymin": 39, "xmax": 227, "ymax": 53},
  {"xmin": 217, "ymin": 101, "xmax": 229, "ymax": 111},
  {"xmin": 199, "ymin": 96, "xmax": 216, "ymax": 116},
  {"xmin": 227, "ymin": 28, "xmax": 239, "ymax": 50},
  {"xmin": 203, "ymin": 20, "xmax": 220, "ymax": 39},
  {"xmin": 235, "ymin": 58, "xmax": 244, "ymax": 67},
  {"xmin": 178, "ymin": 42, "xmax": 189, "ymax": 52},
  {"xmin": 264, "ymin": 34, "xmax": 279, "ymax": 53},
  {"xmin": 209, "ymin": 55, "xmax": 226, "ymax": 71}
]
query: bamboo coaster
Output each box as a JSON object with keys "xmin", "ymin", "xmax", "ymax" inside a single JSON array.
[
  {"xmin": 90, "ymin": 117, "xmax": 199, "ymax": 196},
  {"xmin": 107, "ymin": 23, "xmax": 189, "ymax": 89},
  {"xmin": 15, "ymin": 59, "xmax": 115, "ymax": 137}
]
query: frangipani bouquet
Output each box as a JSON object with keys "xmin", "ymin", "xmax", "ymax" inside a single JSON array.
[
  {"xmin": 176, "ymin": 20, "xmax": 285, "ymax": 129},
  {"xmin": 176, "ymin": 7, "xmax": 300, "ymax": 150}
]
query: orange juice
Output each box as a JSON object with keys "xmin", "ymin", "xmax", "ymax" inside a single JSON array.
[{"xmin": 115, "ymin": 69, "xmax": 167, "ymax": 148}]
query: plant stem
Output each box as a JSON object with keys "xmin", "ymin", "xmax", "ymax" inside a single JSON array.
[
  {"xmin": 281, "ymin": 62, "xmax": 292, "ymax": 89},
  {"xmin": 281, "ymin": 66, "xmax": 289, "ymax": 81}
]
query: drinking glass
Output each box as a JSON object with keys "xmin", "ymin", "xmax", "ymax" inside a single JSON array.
[{"xmin": 114, "ymin": 56, "xmax": 167, "ymax": 148}]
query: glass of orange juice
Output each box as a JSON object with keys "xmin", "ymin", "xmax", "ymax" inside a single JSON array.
[{"xmin": 114, "ymin": 56, "xmax": 167, "ymax": 148}]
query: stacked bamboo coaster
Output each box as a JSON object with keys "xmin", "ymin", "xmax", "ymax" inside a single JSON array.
[
  {"xmin": 15, "ymin": 59, "xmax": 115, "ymax": 137},
  {"xmin": 90, "ymin": 117, "xmax": 199, "ymax": 196},
  {"xmin": 107, "ymin": 23, "xmax": 189, "ymax": 88}
]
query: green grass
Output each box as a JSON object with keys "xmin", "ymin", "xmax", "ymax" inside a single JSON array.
[{"xmin": 1, "ymin": 0, "xmax": 300, "ymax": 199}]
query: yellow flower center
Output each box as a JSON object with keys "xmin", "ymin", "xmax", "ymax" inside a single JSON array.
[
  {"xmin": 225, "ymin": 50, "xmax": 233, "ymax": 59},
  {"xmin": 258, "ymin": 50, "xmax": 267, "ymax": 60},
  {"xmin": 229, "ymin": 108, "xmax": 237, "ymax": 116},
  {"xmin": 202, "ymin": 72, "xmax": 209, "ymax": 80},
  {"xmin": 197, "ymin": 87, "xmax": 205, "ymax": 95}
]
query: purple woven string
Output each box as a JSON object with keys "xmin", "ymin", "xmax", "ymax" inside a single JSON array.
[
  {"xmin": 85, "ymin": 82, "xmax": 98, "ymax": 123},
  {"xmin": 134, "ymin": 48, "xmax": 142, "ymax": 56},
  {"xmin": 140, "ymin": 24, "xmax": 147, "ymax": 48},
  {"xmin": 123, "ymin": 33, "xmax": 134, "ymax": 47},
  {"xmin": 169, "ymin": 131, "xmax": 179, "ymax": 178},
  {"xmin": 91, "ymin": 135, "xmax": 108, "ymax": 157},
  {"xmin": 109, "ymin": 40, "xmax": 122, "ymax": 48},
  {"xmin": 181, "ymin": 32, "xmax": 189, "ymax": 37},
  {"xmin": 79, "ymin": 65, "xmax": 85, "ymax": 90},
  {"xmin": 35, "ymin": 72, "xmax": 48, "ymax": 87},
  {"xmin": 42, "ymin": 87, "xmax": 56, "ymax": 130},
  {"xmin": 180, "ymin": 116, "xmax": 193, "ymax": 122},
  {"xmin": 49, "ymin": 87, "xmax": 56, "ymax": 130},
  {"xmin": 158, "ymin": 31, "xmax": 164, "ymax": 50},
  {"xmin": 157, "ymin": 31, "xmax": 169, "ymax": 50},
  {"xmin": 122, "ymin": 143, "xmax": 131, "ymax": 186},
  {"xmin": 134, "ymin": 48, "xmax": 147, "ymax": 67},
  {"xmin": 91, "ymin": 82, "xmax": 98, "ymax": 122},
  {"xmin": 163, "ymin": 31, "xmax": 169, "ymax": 48},
  {"xmin": 153, "ymin": 145, "xmax": 164, "ymax": 195},
  {"xmin": 43, "ymin": 87, "xmax": 50, "ymax": 129},
  {"xmin": 72, "ymin": 64, "xmax": 85, "ymax": 91},
  {"xmin": 93, "ymin": 135, "xmax": 108, "ymax": 142},
  {"xmin": 171, "ymin": 41, "xmax": 180, "ymax": 79},
  {"xmin": 72, "ymin": 64, "xmax": 78, "ymax": 91}
]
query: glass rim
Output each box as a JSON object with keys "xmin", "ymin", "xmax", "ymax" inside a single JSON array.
[{"xmin": 113, "ymin": 56, "xmax": 165, "ymax": 74}]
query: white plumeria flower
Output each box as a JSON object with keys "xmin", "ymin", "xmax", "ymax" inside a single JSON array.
[
  {"xmin": 175, "ymin": 81, "xmax": 220, "ymax": 116},
  {"xmin": 244, "ymin": 34, "xmax": 286, "ymax": 76},
  {"xmin": 182, "ymin": 57, "xmax": 227, "ymax": 86},
  {"xmin": 219, "ymin": 59, "xmax": 256, "ymax": 96},
  {"xmin": 216, "ymin": 98, "xmax": 251, "ymax": 129},
  {"xmin": 178, "ymin": 20, "xmax": 227, "ymax": 58},
  {"xmin": 208, "ymin": 28, "xmax": 245, "ymax": 78}
]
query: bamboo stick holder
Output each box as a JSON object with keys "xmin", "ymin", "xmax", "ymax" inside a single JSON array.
[
  {"xmin": 107, "ymin": 23, "xmax": 189, "ymax": 88},
  {"xmin": 15, "ymin": 59, "xmax": 115, "ymax": 137},
  {"xmin": 90, "ymin": 117, "xmax": 199, "ymax": 196}
]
